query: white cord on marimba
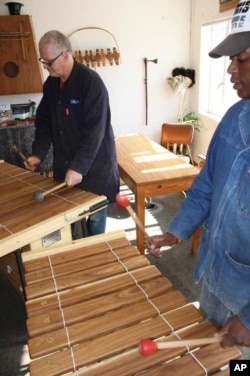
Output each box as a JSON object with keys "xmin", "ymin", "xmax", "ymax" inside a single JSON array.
[
  {"xmin": 0, "ymin": 223, "xmax": 13, "ymax": 235},
  {"xmin": 105, "ymin": 241, "xmax": 209, "ymax": 375},
  {"xmin": 0, "ymin": 168, "xmax": 75, "ymax": 204},
  {"xmin": 48, "ymin": 255, "xmax": 78, "ymax": 374},
  {"xmin": 189, "ymin": 351, "xmax": 208, "ymax": 375},
  {"xmin": 1, "ymin": 169, "xmax": 38, "ymax": 186},
  {"xmin": 105, "ymin": 241, "xmax": 176, "ymax": 331}
]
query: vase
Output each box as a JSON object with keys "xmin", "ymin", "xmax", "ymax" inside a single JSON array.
[{"xmin": 5, "ymin": 2, "xmax": 23, "ymax": 15}]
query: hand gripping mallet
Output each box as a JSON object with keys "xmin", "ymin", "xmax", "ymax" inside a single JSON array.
[
  {"xmin": 139, "ymin": 337, "xmax": 222, "ymax": 356},
  {"xmin": 116, "ymin": 193, "xmax": 151, "ymax": 243},
  {"xmin": 33, "ymin": 182, "xmax": 67, "ymax": 203},
  {"xmin": 12, "ymin": 145, "xmax": 37, "ymax": 171}
]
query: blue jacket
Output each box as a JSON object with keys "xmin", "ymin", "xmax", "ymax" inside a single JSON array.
[
  {"xmin": 32, "ymin": 61, "xmax": 119, "ymax": 202},
  {"xmin": 168, "ymin": 99, "xmax": 250, "ymax": 330}
]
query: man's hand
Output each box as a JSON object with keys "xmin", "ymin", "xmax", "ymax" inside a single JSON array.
[
  {"xmin": 24, "ymin": 156, "xmax": 41, "ymax": 172},
  {"xmin": 65, "ymin": 169, "xmax": 83, "ymax": 186},
  {"xmin": 145, "ymin": 232, "xmax": 181, "ymax": 257},
  {"xmin": 217, "ymin": 316, "xmax": 250, "ymax": 347}
]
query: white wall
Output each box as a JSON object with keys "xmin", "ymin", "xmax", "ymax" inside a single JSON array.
[
  {"xmin": 0, "ymin": 0, "xmax": 237, "ymax": 160},
  {"xmin": 0, "ymin": 0, "xmax": 191, "ymax": 142}
]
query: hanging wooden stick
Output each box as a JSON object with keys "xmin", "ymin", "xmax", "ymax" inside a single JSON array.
[{"xmin": 144, "ymin": 57, "xmax": 158, "ymax": 125}]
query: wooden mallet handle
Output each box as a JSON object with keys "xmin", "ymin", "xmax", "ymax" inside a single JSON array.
[
  {"xmin": 12, "ymin": 145, "xmax": 27, "ymax": 162},
  {"xmin": 139, "ymin": 337, "xmax": 222, "ymax": 356},
  {"xmin": 116, "ymin": 193, "xmax": 151, "ymax": 243},
  {"xmin": 33, "ymin": 182, "xmax": 67, "ymax": 202}
]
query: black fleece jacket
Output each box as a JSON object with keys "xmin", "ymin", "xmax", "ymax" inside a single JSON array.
[{"xmin": 32, "ymin": 61, "xmax": 119, "ymax": 202}]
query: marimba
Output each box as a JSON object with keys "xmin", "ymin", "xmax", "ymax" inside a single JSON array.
[
  {"xmin": 0, "ymin": 161, "xmax": 108, "ymax": 295},
  {"xmin": 21, "ymin": 230, "xmax": 241, "ymax": 376}
]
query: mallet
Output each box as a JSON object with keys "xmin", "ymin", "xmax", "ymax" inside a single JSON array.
[
  {"xmin": 116, "ymin": 193, "xmax": 151, "ymax": 243},
  {"xmin": 12, "ymin": 145, "xmax": 27, "ymax": 162},
  {"xmin": 33, "ymin": 182, "xmax": 67, "ymax": 203},
  {"xmin": 139, "ymin": 337, "xmax": 222, "ymax": 356}
]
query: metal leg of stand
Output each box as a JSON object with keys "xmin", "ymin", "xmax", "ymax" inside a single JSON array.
[
  {"xmin": 81, "ymin": 218, "xmax": 88, "ymax": 237},
  {"xmin": 15, "ymin": 249, "xmax": 26, "ymax": 300},
  {"xmin": 145, "ymin": 197, "xmax": 156, "ymax": 209}
]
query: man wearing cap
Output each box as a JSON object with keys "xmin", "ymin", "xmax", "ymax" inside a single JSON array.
[{"xmin": 147, "ymin": 0, "xmax": 250, "ymax": 358}]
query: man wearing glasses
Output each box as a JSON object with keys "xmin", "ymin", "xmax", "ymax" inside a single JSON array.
[{"xmin": 25, "ymin": 30, "xmax": 120, "ymax": 238}]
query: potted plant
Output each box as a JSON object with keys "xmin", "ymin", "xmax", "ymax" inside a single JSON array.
[{"xmin": 182, "ymin": 111, "xmax": 202, "ymax": 132}]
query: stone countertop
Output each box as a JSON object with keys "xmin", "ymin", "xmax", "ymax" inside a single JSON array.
[{"xmin": 0, "ymin": 122, "xmax": 53, "ymax": 174}]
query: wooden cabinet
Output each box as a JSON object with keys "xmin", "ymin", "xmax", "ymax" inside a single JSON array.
[{"xmin": 0, "ymin": 15, "xmax": 43, "ymax": 94}]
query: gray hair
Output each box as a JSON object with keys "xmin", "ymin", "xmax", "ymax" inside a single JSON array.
[{"xmin": 39, "ymin": 30, "xmax": 73, "ymax": 54}]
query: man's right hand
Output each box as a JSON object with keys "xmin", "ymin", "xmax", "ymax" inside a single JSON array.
[
  {"xmin": 146, "ymin": 232, "xmax": 181, "ymax": 257},
  {"xmin": 24, "ymin": 156, "xmax": 41, "ymax": 172}
]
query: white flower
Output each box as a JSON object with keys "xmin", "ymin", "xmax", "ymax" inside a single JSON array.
[
  {"xmin": 167, "ymin": 75, "xmax": 192, "ymax": 122},
  {"xmin": 167, "ymin": 75, "xmax": 192, "ymax": 92}
]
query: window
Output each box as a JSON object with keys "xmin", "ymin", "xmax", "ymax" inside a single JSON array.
[{"xmin": 199, "ymin": 19, "xmax": 239, "ymax": 119}]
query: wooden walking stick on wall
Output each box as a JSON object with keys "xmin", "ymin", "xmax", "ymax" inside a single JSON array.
[{"xmin": 144, "ymin": 57, "xmax": 158, "ymax": 125}]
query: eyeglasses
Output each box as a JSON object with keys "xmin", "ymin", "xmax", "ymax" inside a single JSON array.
[{"xmin": 38, "ymin": 51, "xmax": 64, "ymax": 66}]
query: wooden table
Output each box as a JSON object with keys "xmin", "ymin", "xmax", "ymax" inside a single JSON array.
[{"xmin": 115, "ymin": 133, "xmax": 200, "ymax": 253}]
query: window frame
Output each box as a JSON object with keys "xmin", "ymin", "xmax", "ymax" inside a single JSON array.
[{"xmin": 199, "ymin": 18, "xmax": 239, "ymax": 120}]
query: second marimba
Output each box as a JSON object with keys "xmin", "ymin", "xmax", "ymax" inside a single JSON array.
[{"xmin": 22, "ymin": 230, "xmax": 241, "ymax": 376}]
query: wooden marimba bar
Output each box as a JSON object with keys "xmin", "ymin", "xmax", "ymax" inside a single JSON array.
[
  {"xmin": 21, "ymin": 230, "xmax": 241, "ymax": 376},
  {"xmin": 0, "ymin": 161, "xmax": 108, "ymax": 295}
]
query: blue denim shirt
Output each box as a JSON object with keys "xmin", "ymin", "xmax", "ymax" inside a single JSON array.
[{"xmin": 168, "ymin": 99, "xmax": 250, "ymax": 330}]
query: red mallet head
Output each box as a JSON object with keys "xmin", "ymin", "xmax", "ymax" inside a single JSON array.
[
  {"xmin": 139, "ymin": 339, "xmax": 158, "ymax": 356},
  {"xmin": 116, "ymin": 193, "xmax": 130, "ymax": 208}
]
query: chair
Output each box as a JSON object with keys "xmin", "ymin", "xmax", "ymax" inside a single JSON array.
[
  {"xmin": 160, "ymin": 123, "xmax": 194, "ymax": 165},
  {"xmin": 146, "ymin": 122, "xmax": 195, "ymax": 210}
]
